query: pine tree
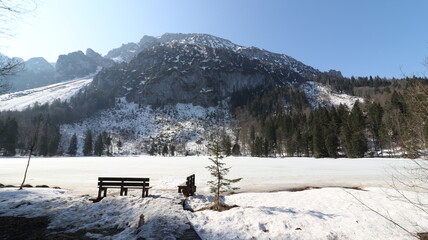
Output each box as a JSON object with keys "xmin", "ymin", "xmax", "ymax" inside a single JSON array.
[
  {"xmin": 117, "ymin": 139, "xmax": 122, "ymax": 153},
  {"xmin": 162, "ymin": 144, "xmax": 168, "ymax": 156},
  {"xmin": 312, "ymin": 108, "xmax": 329, "ymax": 158},
  {"xmin": 38, "ymin": 128, "xmax": 49, "ymax": 156},
  {"xmin": 67, "ymin": 134, "xmax": 78, "ymax": 156},
  {"xmin": 231, "ymin": 143, "xmax": 241, "ymax": 156},
  {"xmin": 83, "ymin": 130, "xmax": 93, "ymax": 156},
  {"xmin": 367, "ymin": 102, "xmax": 384, "ymax": 155},
  {"xmin": 348, "ymin": 101, "xmax": 368, "ymax": 157},
  {"xmin": 324, "ymin": 108, "xmax": 339, "ymax": 158},
  {"xmin": 221, "ymin": 134, "xmax": 232, "ymax": 156},
  {"xmin": 94, "ymin": 134, "xmax": 104, "ymax": 156},
  {"xmin": 48, "ymin": 126, "xmax": 61, "ymax": 156},
  {"xmin": 101, "ymin": 131, "xmax": 112, "ymax": 156},
  {"xmin": 169, "ymin": 144, "xmax": 175, "ymax": 156},
  {"xmin": 2, "ymin": 118, "xmax": 19, "ymax": 156},
  {"xmin": 148, "ymin": 144, "xmax": 156, "ymax": 156},
  {"xmin": 206, "ymin": 140, "xmax": 242, "ymax": 211}
]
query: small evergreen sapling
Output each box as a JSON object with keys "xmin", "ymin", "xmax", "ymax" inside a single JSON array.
[{"xmin": 206, "ymin": 140, "xmax": 242, "ymax": 211}]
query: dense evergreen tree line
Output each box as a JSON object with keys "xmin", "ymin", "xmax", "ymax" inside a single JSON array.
[
  {"xmin": 0, "ymin": 118, "xmax": 18, "ymax": 156},
  {"xmin": 236, "ymin": 87, "xmax": 427, "ymax": 158},
  {"xmin": 1, "ymin": 75, "xmax": 427, "ymax": 158}
]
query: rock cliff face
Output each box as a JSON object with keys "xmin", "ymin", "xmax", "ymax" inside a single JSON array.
[
  {"xmin": 55, "ymin": 49, "xmax": 113, "ymax": 81},
  {"xmin": 105, "ymin": 33, "xmax": 320, "ymax": 77},
  {"xmin": 324, "ymin": 69, "xmax": 343, "ymax": 78},
  {"xmin": 55, "ymin": 51, "xmax": 98, "ymax": 81},
  {"xmin": 93, "ymin": 40, "xmax": 305, "ymax": 107},
  {"xmin": 105, "ymin": 43, "xmax": 139, "ymax": 63},
  {"xmin": 85, "ymin": 48, "xmax": 114, "ymax": 68}
]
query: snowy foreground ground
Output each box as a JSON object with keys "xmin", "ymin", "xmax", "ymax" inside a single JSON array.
[{"xmin": 1, "ymin": 156, "xmax": 427, "ymax": 239}]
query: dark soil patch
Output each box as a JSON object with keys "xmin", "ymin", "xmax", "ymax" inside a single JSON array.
[
  {"xmin": 276, "ymin": 186, "xmax": 366, "ymax": 192},
  {"xmin": 177, "ymin": 226, "xmax": 202, "ymax": 240},
  {"xmin": 418, "ymin": 232, "xmax": 428, "ymax": 240},
  {"xmin": 47, "ymin": 228, "xmax": 123, "ymax": 239},
  {"xmin": 197, "ymin": 203, "xmax": 239, "ymax": 212},
  {"xmin": 0, "ymin": 216, "xmax": 123, "ymax": 240},
  {"xmin": 0, "ymin": 216, "xmax": 49, "ymax": 240}
]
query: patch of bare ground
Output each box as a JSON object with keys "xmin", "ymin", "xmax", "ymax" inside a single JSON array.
[
  {"xmin": 271, "ymin": 186, "xmax": 366, "ymax": 192},
  {"xmin": 0, "ymin": 216, "xmax": 49, "ymax": 240},
  {"xmin": 418, "ymin": 232, "xmax": 428, "ymax": 240},
  {"xmin": 196, "ymin": 203, "xmax": 239, "ymax": 212},
  {"xmin": 0, "ymin": 216, "xmax": 123, "ymax": 240}
]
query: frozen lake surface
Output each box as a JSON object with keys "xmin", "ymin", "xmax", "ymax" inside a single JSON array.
[{"xmin": 0, "ymin": 156, "xmax": 412, "ymax": 195}]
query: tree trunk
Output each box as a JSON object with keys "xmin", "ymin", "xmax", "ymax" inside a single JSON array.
[{"xmin": 19, "ymin": 118, "xmax": 42, "ymax": 190}]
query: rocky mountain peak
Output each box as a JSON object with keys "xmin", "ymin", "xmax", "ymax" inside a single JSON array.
[
  {"xmin": 94, "ymin": 41, "xmax": 305, "ymax": 107},
  {"xmin": 25, "ymin": 57, "xmax": 54, "ymax": 73}
]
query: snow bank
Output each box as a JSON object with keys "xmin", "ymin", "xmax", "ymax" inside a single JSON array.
[
  {"xmin": 187, "ymin": 187, "xmax": 428, "ymax": 240},
  {"xmin": 0, "ymin": 188, "xmax": 190, "ymax": 239}
]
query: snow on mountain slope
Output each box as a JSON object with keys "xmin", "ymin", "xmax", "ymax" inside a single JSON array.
[
  {"xmin": 106, "ymin": 33, "xmax": 320, "ymax": 76},
  {"xmin": 300, "ymin": 81, "xmax": 363, "ymax": 108},
  {"xmin": 0, "ymin": 78, "xmax": 92, "ymax": 111},
  {"xmin": 60, "ymin": 98, "xmax": 230, "ymax": 155}
]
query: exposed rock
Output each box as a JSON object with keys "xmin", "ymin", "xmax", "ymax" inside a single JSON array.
[
  {"xmin": 93, "ymin": 41, "xmax": 305, "ymax": 107},
  {"xmin": 86, "ymin": 48, "xmax": 114, "ymax": 68},
  {"xmin": 55, "ymin": 50, "xmax": 98, "ymax": 81},
  {"xmin": 325, "ymin": 69, "xmax": 343, "ymax": 78},
  {"xmin": 105, "ymin": 42, "xmax": 139, "ymax": 63},
  {"xmin": 105, "ymin": 33, "xmax": 320, "ymax": 78}
]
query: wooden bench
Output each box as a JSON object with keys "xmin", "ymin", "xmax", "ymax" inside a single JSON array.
[
  {"xmin": 97, "ymin": 177, "xmax": 151, "ymax": 199},
  {"xmin": 177, "ymin": 174, "xmax": 196, "ymax": 197}
]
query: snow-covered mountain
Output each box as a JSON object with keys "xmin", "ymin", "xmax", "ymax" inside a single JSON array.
[
  {"xmin": 0, "ymin": 33, "xmax": 357, "ymax": 155},
  {"xmin": 106, "ymin": 33, "xmax": 320, "ymax": 77},
  {"xmin": 96, "ymin": 40, "xmax": 307, "ymax": 107},
  {"xmin": 2, "ymin": 48, "xmax": 112, "ymax": 92}
]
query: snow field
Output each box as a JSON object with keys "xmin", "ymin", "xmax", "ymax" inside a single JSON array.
[
  {"xmin": 0, "ymin": 78, "xmax": 93, "ymax": 111},
  {"xmin": 186, "ymin": 187, "xmax": 427, "ymax": 240},
  {"xmin": 0, "ymin": 156, "xmax": 426, "ymax": 239},
  {"xmin": 300, "ymin": 81, "xmax": 363, "ymax": 108}
]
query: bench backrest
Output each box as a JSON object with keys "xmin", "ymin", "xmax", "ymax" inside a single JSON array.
[
  {"xmin": 98, "ymin": 177, "xmax": 150, "ymax": 187},
  {"xmin": 186, "ymin": 174, "xmax": 195, "ymax": 186}
]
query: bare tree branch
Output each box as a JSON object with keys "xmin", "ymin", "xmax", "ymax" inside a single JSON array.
[{"xmin": 344, "ymin": 189, "xmax": 418, "ymax": 239}]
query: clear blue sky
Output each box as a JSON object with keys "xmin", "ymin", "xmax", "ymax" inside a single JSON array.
[{"xmin": 2, "ymin": 0, "xmax": 428, "ymax": 78}]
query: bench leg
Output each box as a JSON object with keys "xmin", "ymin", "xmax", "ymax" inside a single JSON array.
[
  {"xmin": 103, "ymin": 188, "xmax": 107, "ymax": 197},
  {"xmin": 98, "ymin": 188, "xmax": 102, "ymax": 199},
  {"xmin": 124, "ymin": 188, "xmax": 128, "ymax": 196}
]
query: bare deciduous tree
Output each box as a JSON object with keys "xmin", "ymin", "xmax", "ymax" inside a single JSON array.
[
  {"xmin": 19, "ymin": 115, "xmax": 44, "ymax": 190},
  {"xmin": 0, "ymin": 0, "xmax": 37, "ymax": 93}
]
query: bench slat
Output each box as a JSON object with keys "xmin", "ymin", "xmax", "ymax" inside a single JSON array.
[
  {"xmin": 98, "ymin": 177, "xmax": 150, "ymax": 181},
  {"xmin": 98, "ymin": 182, "xmax": 150, "ymax": 187}
]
